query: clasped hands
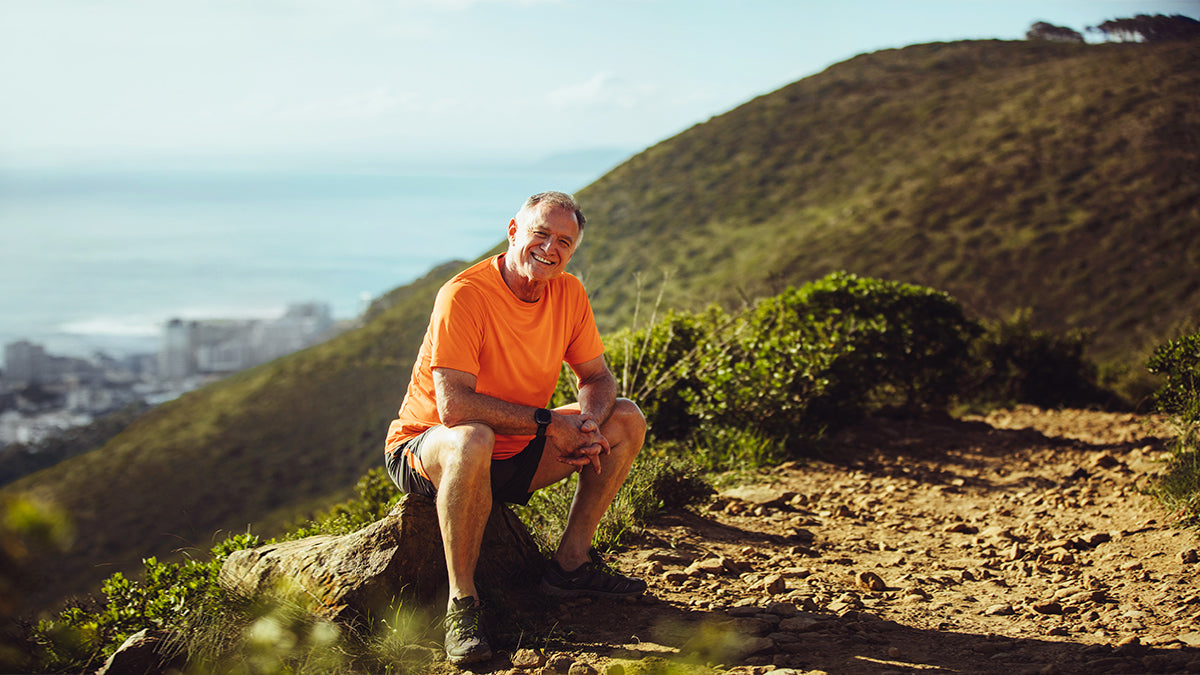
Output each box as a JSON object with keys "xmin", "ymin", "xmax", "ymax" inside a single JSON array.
[{"xmin": 553, "ymin": 414, "xmax": 610, "ymax": 475}]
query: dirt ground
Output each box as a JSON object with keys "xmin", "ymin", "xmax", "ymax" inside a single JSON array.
[{"xmin": 476, "ymin": 406, "xmax": 1200, "ymax": 675}]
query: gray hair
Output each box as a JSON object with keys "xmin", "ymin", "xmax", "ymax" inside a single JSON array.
[{"xmin": 520, "ymin": 191, "xmax": 586, "ymax": 230}]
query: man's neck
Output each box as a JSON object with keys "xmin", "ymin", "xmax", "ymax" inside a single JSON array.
[{"xmin": 498, "ymin": 254, "xmax": 545, "ymax": 303}]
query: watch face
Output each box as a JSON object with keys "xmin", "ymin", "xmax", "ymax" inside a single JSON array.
[{"xmin": 535, "ymin": 408, "xmax": 552, "ymax": 425}]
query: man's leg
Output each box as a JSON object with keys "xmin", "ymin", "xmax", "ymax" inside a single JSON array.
[
  {"xmin": 414, "ymin": 422, "xmax": 496, "ymax": 664},
  {"xmin": 529, "ymin": 398, "xmax": 647, "ymax": 571},
  {"xmin": 416, "ymin": 422, "xmax": 496, "ymax": 608}
]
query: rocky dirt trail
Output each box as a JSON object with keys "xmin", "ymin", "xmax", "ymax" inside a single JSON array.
[{"xmin": 481, "ymin": 406, "xmax": 1200, "ymax": 675}]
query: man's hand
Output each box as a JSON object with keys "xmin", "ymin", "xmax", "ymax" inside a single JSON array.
[{"xmin": 551, "ymin": 414, "xmax": 610, "ymax": 475}]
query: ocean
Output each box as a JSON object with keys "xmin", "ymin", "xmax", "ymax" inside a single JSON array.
[{"xmin": 0, "ymin": 164, "xmax": 607, "ymax": 359}]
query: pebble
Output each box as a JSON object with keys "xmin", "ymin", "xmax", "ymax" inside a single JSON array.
[
  {"xmin": 855, "ymin": 571, "xmax": 886, "ymax": 592},
  {"xmin": 512, "ymin": 649, "xmax": 544, "ymax": 668},
  {"xmin": 567, "ymin": 663, "xmax": 597, "ymax": 675}
]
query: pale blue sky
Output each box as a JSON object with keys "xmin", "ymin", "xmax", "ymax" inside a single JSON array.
[{"xmin": 1, "ymin": 0, "xmax": 1197, "ymax": 170}]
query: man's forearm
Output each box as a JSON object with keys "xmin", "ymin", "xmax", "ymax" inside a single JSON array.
[
  {"xmin": 576, "ymin": 372, "xmax": 617, "ymax": 426},
  {"xmin": 439, "ymin": 386, "xmax": 544, "ymax": 435}
]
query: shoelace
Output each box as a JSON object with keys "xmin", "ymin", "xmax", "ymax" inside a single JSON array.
[{"xmin": 447, "ymin": 606, "xmax": 483, "ymax": 635}]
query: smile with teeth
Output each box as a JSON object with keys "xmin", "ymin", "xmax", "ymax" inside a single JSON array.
[{"xmin": 532, "ymin": 253, "xmax": 554, "ymax": 266}]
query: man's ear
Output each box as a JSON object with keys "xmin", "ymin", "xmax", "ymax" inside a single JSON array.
[{"xmin": 507, "ymin": 218, "xmax": 518, "ymax": 243}]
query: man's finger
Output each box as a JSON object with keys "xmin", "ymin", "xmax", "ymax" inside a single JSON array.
[{"xmin": 588, "ymin": 452, "xmax": 603, "ymax": 475}]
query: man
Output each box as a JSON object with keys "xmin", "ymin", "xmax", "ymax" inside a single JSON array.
[{"xmin": 384, "ymin": 191, "xmax": 647, "ymax": 665}]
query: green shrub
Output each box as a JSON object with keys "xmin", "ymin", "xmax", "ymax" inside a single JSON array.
[
  {"xmin": 684, "ymin": 272, "xmax": 977, "ymax": 443},
  {"xmin": 605, "ymin": 307, "xmax": 730, "ymax": 440},
  {"xmin": 689, "ymin": 426, "xmax": 789, "ymax": 474},
  {"xmin": 966, "ymin": 310, "xmax": 1108, "ymax": 408},
  {"xmin": 1148, "ymin": 332, "xmax": 1200, "ymax": 426},
  {"xmin": 1147, "ymin": 331, "xmax": 1200, "ymax": 525},
  {"xmin": 30, "ymin": 532, "xmax": 260, "ymax": 671}
]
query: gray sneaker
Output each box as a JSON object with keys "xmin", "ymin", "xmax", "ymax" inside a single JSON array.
[{"xmin": 443, "ymin": 596, "xmax": 492, "ymax": 665}]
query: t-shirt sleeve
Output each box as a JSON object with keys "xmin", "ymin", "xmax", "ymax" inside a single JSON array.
[
  {"xmin": 428, "ymin": 282, "xmax": 486, "ymax": 376},
  {"xmin": 564, "ymin": 281, "xmax": 605, "ymax": 366}
]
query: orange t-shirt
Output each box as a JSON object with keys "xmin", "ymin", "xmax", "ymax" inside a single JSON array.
[{"xmin": 385, "ymin": 255, "xmax": 604, "ymax": 460}]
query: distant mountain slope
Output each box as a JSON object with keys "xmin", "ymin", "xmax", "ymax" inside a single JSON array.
[
  {"xmin": 6, "ymin": 38, "xmax": 1197, "ymax": 614},
  {"xmin": 572, "ymin": 39, "xmax": 1199, "ymax": 364}
]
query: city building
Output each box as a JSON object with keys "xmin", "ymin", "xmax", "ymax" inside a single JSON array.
[{"xmin": 158, "ymin": 303, "xmax": 334, "ymax": 380}]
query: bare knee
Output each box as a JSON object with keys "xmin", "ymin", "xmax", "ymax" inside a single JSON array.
[
  {"xmin": 605, "ymin": 398, "xmax": 646, "ymax": 451},
  {"xmin": 428, "ymin": 423, "xmax": 495, "ymax": 486}
]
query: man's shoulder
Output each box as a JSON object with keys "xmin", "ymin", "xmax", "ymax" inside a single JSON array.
[
  {"xmin": 550, "ymin": 272, "xmax": 589, "ymax": 301},
  {"xmin": 440, "ymin": 257, "xmax": 499, "ymax": 294}
]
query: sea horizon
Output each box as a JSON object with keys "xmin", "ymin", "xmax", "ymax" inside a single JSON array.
[{"xmin": 0, "ymin": 156, "xmax": 623, "ymax": 360}]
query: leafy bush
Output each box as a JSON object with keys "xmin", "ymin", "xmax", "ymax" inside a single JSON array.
[
  {"xmin": 1148, "ymin": 332, "xmax": 1200, "ymax": 426},
  {"xmin": 31, "ymin": 532, "xmax": 260, "ymax": 671},
  {"xmin": 683, "ymin": 273, "xmax": 977, "ymax": 444},
  {"xmin": 1147, "ymin": 331, "xmax": 1200, "ymax": 525},
  {"xmin": 788, "ymin": 272, "xmax": 979, "ymax": 415},
  {"xmin": 604, "ymin": 307, "xmax": 730, "ymax": 440},
  {"xmin": 965, "ymin": 310, "xmax": 1108, "ymax": 408}
]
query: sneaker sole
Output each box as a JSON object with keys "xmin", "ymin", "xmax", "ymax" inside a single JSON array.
[{"xmin": 447, "ymin": 647, "xmax": 493, "ymax": 665}]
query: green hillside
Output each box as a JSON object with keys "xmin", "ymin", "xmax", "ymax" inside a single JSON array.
[
  {"xmin": 5, "ymin": 37, "xmax": 1198, "ymax": 615},
  {"xmin": 573, "ymin": 39, "xmax": 1199, "ymax": 365}
]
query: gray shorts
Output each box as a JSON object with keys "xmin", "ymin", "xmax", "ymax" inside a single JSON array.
[{"xmin": 385, "ymin": 429, "xmax": 546, "ymax": 506}]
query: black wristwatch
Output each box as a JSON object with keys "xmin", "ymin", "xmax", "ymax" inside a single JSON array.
[{"xmin": 534, "ymin": 407, "xmax": 552, "ymax": 437}]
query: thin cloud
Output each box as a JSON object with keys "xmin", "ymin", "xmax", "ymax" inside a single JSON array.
[{"xmin": 546, "ymin": 72, "xmax": 654, "ymax": 110}]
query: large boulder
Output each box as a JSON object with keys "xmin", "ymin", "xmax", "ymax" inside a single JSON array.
[{"xmin": 218, "ymin": 493, "xmax": 544, "ymax": 624}]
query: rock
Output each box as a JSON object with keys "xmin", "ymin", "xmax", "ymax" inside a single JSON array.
[
  {"xmin": 742, "ymin": 636, "xmax": 778, "ymax": 656},
  {"xmin": 547, "ymin": 654, "xmax": 576, "ymax": 672},
  {"xmin": 94, "ymin": 629, "xmax": 186, "ymax": 675},
  {"xmin": 762, "ymin": 573, "xmax": 788, "ymax": 595},
  {"xmin": 728, "ymin": 604, "xmax": 762, "ymax": 617},
  {"xmin": 1181, "ymin": 548, "xmax": 1199, "ymax": 564},
  {"xmin": 778, "ymin": 615, "xmax": 824, "ymax": 633},
  {"xmin": 1032, "ymin": 601, "xmax": 1064, "ymax": 615},
  {"xmin": 1178, "ymin": 631, "xmax": 1200, "ymax": 647},
  {"xmin": 722, "ymin": 486, "xmax": 794, "ymax": 509},
  {"xmin": 686, "ymin": 557, "xmax": 730, "ymax": 576},
  {"xmin": 1078, "ymin": 531, "xmax": 1111, "ymax": 548},
  {"xmin": 661, "ymin": 570, "xmax": 689, "ymax": 585},
  {"xmin": 984, "ymin": 604, "xmax": 1014, "ymax": 616},
  {"xmin": 602, "ymin": 664, "xmax": 625, "ymax": 675},
  {"xmin": 568, "ymin": 662, "xmax": 598, "ymax": 675},
  {"xmin": 855, "ymin": 571, "xmax": 886, "ymax": 592},
  {"xmin": 646, "ymin": 550, "xmax": 694, "ymax": 565},
  {"xmin": 979, "ymin": 525, "xmax": 1013, "ymax": 540},
  {"xmin": 1112, "ymin": 636, "xmax": 1146, "ymax": 657},
  {"xmin": 765, "ymin": 601, "xmax": 799, "ymax": 617},
  {"xmin": 512, "ymin": 648, "xmax": 544, "ymax": 668},
  {"xmin": 219, "ymin": 494, "xmax": 543, "ymax": 624}
]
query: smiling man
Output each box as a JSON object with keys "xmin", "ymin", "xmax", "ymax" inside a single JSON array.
[{"xmin": 384, "ymin": 191, "xmax": 647, "ymax": 665}]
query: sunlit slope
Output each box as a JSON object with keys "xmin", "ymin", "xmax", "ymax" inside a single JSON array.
[{"xmin": 572, "ymin": 39, "xmax": 1199, "ymax": 363}]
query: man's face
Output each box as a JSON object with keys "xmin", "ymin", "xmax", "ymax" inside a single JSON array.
[{"xmin": 506, "ymin": 204, "xmax": 581, "ymax": 284}]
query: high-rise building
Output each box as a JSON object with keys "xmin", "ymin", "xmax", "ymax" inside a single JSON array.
[{"xmin": 4, "ymin": 340, "xmax": 47, "ymax": 386}]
